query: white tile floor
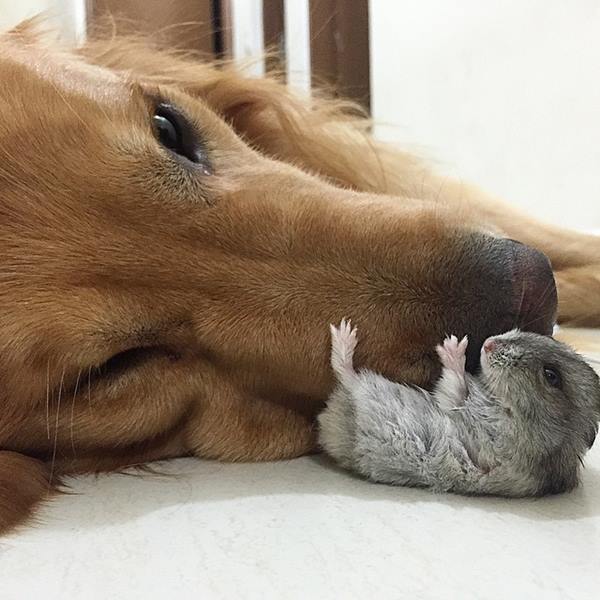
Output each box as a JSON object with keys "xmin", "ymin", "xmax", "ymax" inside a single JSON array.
[{"xmin": 1, "ymin": 328, "xmax": 599, "ymax": 600}]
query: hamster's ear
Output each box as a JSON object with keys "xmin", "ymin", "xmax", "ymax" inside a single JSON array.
[
  {"xmin": 585, "ymin": 422, "xmax": 599, "ymax": 449},
  {"xmin": 0, "ymin": 451, "xmax": 53, "ymax": 535}
]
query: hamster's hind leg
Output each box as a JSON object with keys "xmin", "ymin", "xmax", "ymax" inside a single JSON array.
[
  {"xmin": 320, "ymin": 320, "xmax": 436, "ymax": 484},
  {"xmin": 330, "ymin": 319, "xmax": 359, "ymax": 384},
  {"xmin": 318, "ymin": 319, "xmax": 360, "ymax": 468}
]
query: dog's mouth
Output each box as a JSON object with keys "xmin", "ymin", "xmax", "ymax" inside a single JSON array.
[{"xmin": 86, "ymin": 344, "xmax": 182, "ymax": 387}]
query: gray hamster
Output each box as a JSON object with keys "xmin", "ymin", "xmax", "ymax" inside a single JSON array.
[{"xmin": 318, "ymin": 320, "xmax": 600, "ymax": 497}]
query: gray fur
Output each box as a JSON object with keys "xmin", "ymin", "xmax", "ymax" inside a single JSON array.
[{"xmin": 318, "ymin": 321, "xmax": 600, "ymax": 497}]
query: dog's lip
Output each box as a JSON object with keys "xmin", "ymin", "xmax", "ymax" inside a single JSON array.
[{"xmin": 81, "ymin": 344, "xmax": 182, "ymax": 389}]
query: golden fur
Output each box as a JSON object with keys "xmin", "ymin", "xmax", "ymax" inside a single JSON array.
[{"xmin": 1, "ymin": 20, "xmax": 599, "ymax": 533}]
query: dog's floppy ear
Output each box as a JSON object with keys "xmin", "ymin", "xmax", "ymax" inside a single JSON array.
[{"xmin": 0, "ymin": 451, "xmax": 52, "ymax": 534}]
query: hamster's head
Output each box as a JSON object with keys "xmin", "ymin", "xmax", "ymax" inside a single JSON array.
[{"xmin": 479, "ymin": 330, "xmax": 600, "ymax": 494}]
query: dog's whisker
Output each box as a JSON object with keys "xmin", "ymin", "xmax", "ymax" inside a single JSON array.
[
  {"xmin": 513, "ymin": 279, "xmax": 527, "ymax": 330},
  {"xmin": 70, "ymin": 369, "xmax": 82, "ymax": 457},
  {"xmin": 517, "ymin": 279, "xmax": 556, "ymax": 332},
  {"xmin": 48, "ymin": 367, "xmax": 65, "ymax": 489},
  {"xmin": 45, "ymin": 359, "xmax": 51, "ymax": 441},
  {"xmin": 87, "ymin": 366, "xmax": 93, "ymax": 412}
]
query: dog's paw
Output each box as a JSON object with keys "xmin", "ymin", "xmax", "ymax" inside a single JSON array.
[{"xmin": 436, "ymin": 334, "xmax": 468, "ymax": 375}]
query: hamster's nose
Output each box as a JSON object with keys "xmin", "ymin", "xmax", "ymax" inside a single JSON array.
[{"xmin": 483, "ymin": 339, "xmax": 497, "ymax": 353}]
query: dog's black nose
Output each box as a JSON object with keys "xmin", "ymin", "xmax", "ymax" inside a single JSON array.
[
  {"xmin": 506, "ymin": 238, "xmax": 557, "ymax": 335},
  {"xmin": 452, "ymin": 235, "xmax": 557, "ymax": 373}
]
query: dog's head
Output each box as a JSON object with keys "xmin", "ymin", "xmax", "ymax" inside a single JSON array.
[{"xmin": 0, "ymin": 25, "xmax": 556, "ymax": 493}]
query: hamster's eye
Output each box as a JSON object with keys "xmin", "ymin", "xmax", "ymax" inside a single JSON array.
[{"xmin": 543, "ymin": 366, "xmax": 562, "ymax": 389}]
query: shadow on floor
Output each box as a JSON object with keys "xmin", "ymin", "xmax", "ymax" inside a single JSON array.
[{"xmin": 29, "ymin": 449, "xmax": 600, "ymax": 533}]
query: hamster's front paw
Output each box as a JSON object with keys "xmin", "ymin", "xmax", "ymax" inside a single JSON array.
[
  {"xmin": 434, "ymin": 335, "xmax": 469, "ymax": 410},
  {"xmin": 436, "ymin": 335, "xmax": 468, "ymax": 376}
]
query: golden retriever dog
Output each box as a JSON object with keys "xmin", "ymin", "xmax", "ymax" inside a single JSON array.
[{"xmin": 1, "ymin": 20, "xmax": 599, "ymax": 533}]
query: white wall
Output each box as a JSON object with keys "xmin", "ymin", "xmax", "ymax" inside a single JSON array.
[
  {"xmin": 0, "ymin": 0, "xmax": 53, "ymax": 28},
  {"xmin": 229, "ymin": 0, "xmax": 265, "ymax": 77},
  {"xmin": 370, "ymin": 0, "xmax": 600, "ymax": 230},
  {"xmin": 0, "ymin": 0, "xmax": 85, "ymax": 42}
]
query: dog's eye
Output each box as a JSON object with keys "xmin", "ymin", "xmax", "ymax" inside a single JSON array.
[
  {"xmin": 154, "ymin": 109, "xmax": 180, "ymax": 152},
  {"xmin": 543, "ymin": 366, "xmax": 562, "ymax": 389},
  {"xmin": 152, "ymin": 103, "xmax": 210, "ymax": 171}
]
